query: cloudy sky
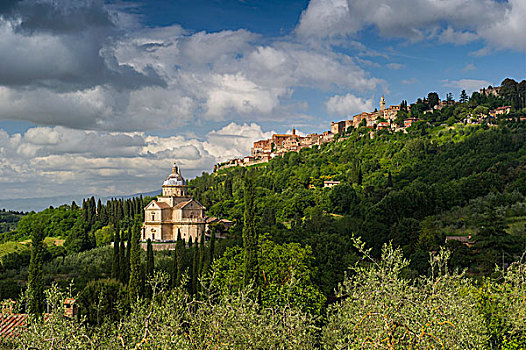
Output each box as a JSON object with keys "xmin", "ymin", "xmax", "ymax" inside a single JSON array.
[{"xmin": 0, "ymin": 0, "xmax": 524, "ymax": 200}]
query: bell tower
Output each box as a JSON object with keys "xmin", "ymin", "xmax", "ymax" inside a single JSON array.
[{"xmin": 380, "ymin": 96, "xmax": 386, "ymax": 111}]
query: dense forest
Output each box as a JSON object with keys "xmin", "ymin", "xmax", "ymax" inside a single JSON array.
[{"xmin": 1, "ymin": 80, "xmax": 526, "ymax": 349}]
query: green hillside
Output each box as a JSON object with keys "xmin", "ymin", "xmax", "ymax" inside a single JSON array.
[{"xmin": 190, "ymin": 107, "xmax": 526, "ymax": 293}]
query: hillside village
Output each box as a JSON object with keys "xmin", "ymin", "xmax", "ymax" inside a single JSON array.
[{"xmin": 215, "ymin": 83, "xmax": 516, "ymax": 171}]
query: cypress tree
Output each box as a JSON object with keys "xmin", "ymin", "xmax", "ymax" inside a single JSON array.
[
  {"xmin": 358, "ymin": 167, "xmax": 363, "ymax": 185},
  {"xmin": 119, "ymin": 238, "xmax": 126, "ymax": 283},
  {"xmin": 187, "ymin": 237, "xmax": 193, "ymax": 292},
  {"xmin": 128, "ymin": 222, "xmax": 142, "ymax": 300},
  {"xmin": 123, "ymin": 200, "xmax": 129, "ymax": 220},
  {"xmin": 387, "ymin": 171, "xmax": 393, "ymax": 188},
  {"xmin": 107, "ymin": 200, "xmax": 113, "ymax": 224},
  {"xmin": 192, "ymin": 236, "xmax": 199, "ymax": 294},
  {"xmin": 146, "ymin": 238, "xmax": 154, "ymax": 278},
  {"xmin": 97, "ymin": 199, "xmax": 102, "ymax": 220},
  {"xmin": 125, "ymin": 229, "xmax": 131, "ymax": 283},
  {"xmin": 172, "ymin": 229, "xmax": 183, "ymax": 287},
  {"xmin": 27, "ymin": 219, "xmax": 45, "ymax": 315},
  {"xmin": 208, "ymin": 227, "xmax": 216, "ymax": 270},
  {"xmin": 243, "ymin": 175, "xmax": 259, "ymax": 290},
  {"xmin": 99, "ymin": 205, "xmax": 108, "ymax": 226},
  {"xmin": 89, "ymin": 196, "xmax": 97, "ymax": 226},
  {"xmin": 198, "ymin": 230, "xmax": 206, "ymax": 275},
  {"xmin": 112, "ymin": 228, "xmax": 120, "ymax": 279}
]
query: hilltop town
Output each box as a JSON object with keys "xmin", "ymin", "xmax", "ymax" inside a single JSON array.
[{"xmin": 215, "ymin": 83, "xmax": 516, "ymax": 171}]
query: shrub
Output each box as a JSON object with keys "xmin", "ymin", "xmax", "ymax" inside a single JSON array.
[{"xmin": 322, "ymin": 241, "xmax": 487, "ymax": 349}]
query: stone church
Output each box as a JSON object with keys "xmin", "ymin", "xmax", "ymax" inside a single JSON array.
[{"xmin": 142, "ymin": 163, "xmax": 207, "ymax": 242}]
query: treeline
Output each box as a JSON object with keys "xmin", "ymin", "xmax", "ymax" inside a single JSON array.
[
  {"xmin": 0, "ymin": 209, "xmax": 26, "ymax": 236},
  {"xmin": 498, "ymin": 78, "xmax": 526, "ymax": 111},
  {"xmin": 0, "ymin": 196, "xmax": 149, "ymax": 292}
]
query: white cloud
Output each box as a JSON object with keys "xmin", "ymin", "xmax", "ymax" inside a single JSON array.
[
  {"xmin": 0, "ymin": 11, "xmax": 380, "ymax": 132},
  {"xmin": 296, "ymin": 0, "xmax": 357, "ymax": 39},
  {"xmin": 326, "ymin": 93, "xmax": 373, "ymax": 116},
  {"xmin": 295, "ymin": 0, "xmax": 525, "ymax": 51},
  {"xmin": 386, "ymin": 63, "xmax": 405, "ymax": 70},
  {"xmin": 438, "ymin": 26, "xmax": 478, "ymax": 45},
  {"xmin": 205, "ymin": 73, "xmax": 286, "ymax": 118},
  {"xmin": 0, "ymin": 122, "xmax": 274, "ymax": 198},
  {"xmin": 462, "ymin": 63, "xmax": 476, "ymax": 72},
  {"xmin": 478, "ymin": 0, "xmax": 526, "ymax": 51},
  {"xmin": 402, "ymin": 78, "xmax": 418, "ymax": 85},
  {"xmin": 443, "ymin": 79, "xmax": 493, "ymax": 93}
]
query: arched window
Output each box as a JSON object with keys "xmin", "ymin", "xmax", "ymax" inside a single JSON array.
[{"xmin": 151, "ymin": 213, "xmax": 155, "ymax": 221}]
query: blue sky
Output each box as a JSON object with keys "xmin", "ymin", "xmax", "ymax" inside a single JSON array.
[{"xmin": 0, "ymin": 0, "xmax": 524, "ymax": 200}]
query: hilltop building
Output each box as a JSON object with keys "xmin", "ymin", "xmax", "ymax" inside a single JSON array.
[
  {"xmin": 332, "ymin": 96, "xmax": 403, "ymax": 134},
  {"xmin": 216, "ymin": 128, "xmax": 334, "ymax": 171},
  {"xmin": 214, "ymin": 96, "xmax": 424, "ymax": 172},
  {"xmin": 142, "ymin": 163, "xmax": 207, "ymax": 242}
]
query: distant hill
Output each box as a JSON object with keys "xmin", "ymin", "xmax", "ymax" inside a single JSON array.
[{"xmin": 0, "ymin": 190, "xmax": 160, "ymax": 212}]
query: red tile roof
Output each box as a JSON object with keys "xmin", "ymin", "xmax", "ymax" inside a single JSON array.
[
  {"xmin": 0, "ymin": 314, "xmax": 28, "ymax": 341},
  {"xmin": 174, "ymin": 200, "xmax": 192, "ymax": 209},
  {"xmin": 155, "ymin": 201, "xmax": 171, "ymax": 209}
]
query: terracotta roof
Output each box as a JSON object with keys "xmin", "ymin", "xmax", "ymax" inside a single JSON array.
[
  {"xmin": 149, "ymin": 200, "xmax": 170, "ymax": 209},
  {"xmin": 1, "ymin": 313, "xmax": 52, "ymax": 341},
  {"xmin": 0, "ymin": 314, "xmax": 28, "ymax": 341},
  {"xmin": 174, "ymin": 200, "xmax": 192, "ymax": 209}
]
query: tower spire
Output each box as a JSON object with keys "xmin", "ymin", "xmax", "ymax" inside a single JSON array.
[{"xmin": 380, "ymin": 96, "xmax": 386, "ymax": 111}]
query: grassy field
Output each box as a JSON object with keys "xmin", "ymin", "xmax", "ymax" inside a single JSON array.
[{"xmin": 0, "ymin": 237, "xmax": 64, "ymax": 261}]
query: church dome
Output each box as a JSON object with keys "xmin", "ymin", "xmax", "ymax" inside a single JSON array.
[{"xmin": 162, "ymin": 163, "xmax": 186, "ymax": 186}]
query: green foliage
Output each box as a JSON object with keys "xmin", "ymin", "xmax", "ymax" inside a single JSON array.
[
  {"xmin": 128, "ymin": 221, "xmax": 142, "ymax": 300},
  {"xmin": 146, "ymin": 238, "xmax": 154, "ymax": 279},
  {"xmin": 94, "ymin": 225, "xmax": 114, "ymax": 247},
  {"xmin": 474, "ymin": 259, "xmax": 526, "ymax": 349},
  {"xmin": 243, "ymin": 174, "xmax": 259, "ymax": 290},
  {"xmin": 172, "ymin": 229, "xmax": 183, "ymax": 287},
  {"xmin": 322, "ymin": 242, "xmax": 487, "ymax": 349},
  {"xmin": 77, "ymin": 278, "xmax": 128, "ymax": 324},
  {"xmin": 14, "ymin": 276, "xmax": 317, "ymax": 350},
  {"xmin": 111, "ymin": 228, "xmax": 120, "ymax": 279},
  {"xmin": 212, "ymin": 235, "xmax": 326, "ymax": 315},
  {"xmin": 27, "ymin": 217, "xmax": 45, "ymax": 315},
  {"xmin": 0, "ymin": 209, "xmax": 25, "ymax": 236}
]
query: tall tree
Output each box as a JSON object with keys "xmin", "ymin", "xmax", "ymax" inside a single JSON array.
[
  {"xmin": 146, "ymin": 238, "xmax": 154, "ymax": 279},
  {"xmin": 192, "ymin": 236, "xmax": 199, "ymax": 294},
  {"xmin": 125, "ymin": 229, "xmax": 131, "ymax": 283},
  {"xmin": 119, "ymin": 238, "xmax": 126, "ymax": 283},
  {"xmin": 97, "ymin": 199, "xmax": 102, "ymax": 221},
  {"xmin": 208, "ymin": 227, "xmax": 216, "ymax": 270},
  {"xmin": 243, "ymin": 174, "xmax": 259, "ymax": 290},
  {"xmin": 128, "ymin": 222, "xmax": 142, "ymax": 300},
  {"xmin": 198, "ymin": 230, "xmax": 206, "ymax": 275},
  {"xmin": 187, "ymin": 237, "xmax": 194, "ymax": 292},
  {"xmin": 112, "ymin": 228, "xmax": 120, "ymax": 279},
  {"xmin": 172, "ymin": 229, "xmax": 183, "ymax": 287},
  {"xmin": 27, "ymin": 218, "xmax": 45, "ymax": 315},
  {"xmin": 427, "ymin": 92, "xmax": 439, "ymax": 109},
  {"xmin": 460, "ymin": 89, "xmax": 469, "ymax": 103}
]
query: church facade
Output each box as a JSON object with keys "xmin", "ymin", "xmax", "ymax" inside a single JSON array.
[{"xmin": 142, "ymin": 163, "xmax": 207, "ymax": 243}]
